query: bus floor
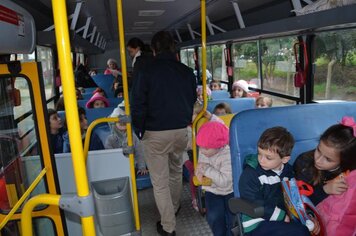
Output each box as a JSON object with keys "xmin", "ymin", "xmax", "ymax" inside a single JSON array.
[{"xmin": 138, "ymin": 182, "xmax": 213, "ymax": 236}]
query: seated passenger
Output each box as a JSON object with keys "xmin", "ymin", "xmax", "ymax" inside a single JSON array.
[
  {"xmin": 48, "ymin": 109, "xmax": 64, "ymax": 154},
  {"xmin": 231, "ymin": 80, "xmax": 249, "ymax": 98},
  {"xmin": 239, "ymin": 127, "xmax": 309, "ymax": 236},
  {"xmin": 63, "ymin": 107, "xmax": 104, "ymax": 152},
  {"xmin": 210, "ymin": 80, "xmax": 222, "ymax": 91},
  {"xmin": 195, "ymin": 121, "xmax": 234, "ymax": 235},
  {"xmin": 196, "ymin": 85, "xmax": 211, "ymax": 104},
  {"xmin": 86, "ymin": 93, "xmax": 109, "ymax": 108},
  {"xmin": 105, "ymin": 108, "xmax": 148, "ymax": 175},
  {"xmin": 104, "ymin": 58, "xmax": 121, "ymax": 78},
  {"xmin": 255, "ymin": 96, "xmax": 272, "ymax": 108},
  {"xmin": 213, "ymin": 102, "xmax": 232, "ymax": 116}
]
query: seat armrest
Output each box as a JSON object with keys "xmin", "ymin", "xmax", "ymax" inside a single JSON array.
[{"xmin": 228, "ymin": 198, "xmax": 264, "ymax": 218}]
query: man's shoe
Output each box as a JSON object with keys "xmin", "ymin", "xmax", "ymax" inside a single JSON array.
[{"xmin": 156, "ymin": 221, "xmax": 176, "ymax": 236}]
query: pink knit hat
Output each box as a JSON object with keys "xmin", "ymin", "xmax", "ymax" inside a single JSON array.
[
  {"xmin": 232, "ymin": 80, "xmax": 249, "ymax": 92},
  {"xmin": 197, "ymin": 121, "xmax": 229, "ymax": 149},
  {"xmin": 86, "ymin": 93, "xmax": 109, "ymax": 108}
]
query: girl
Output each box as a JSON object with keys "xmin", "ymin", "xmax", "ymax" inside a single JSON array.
[
  {"xmin": 105, "ymin": 107, "xmax": 148, "ymax": 175},
  {"xmin": 210, "ymin": 80, "xmax": 221, "ymax": 91},
  {"xmin": 196, "ymin": 85, "xmax": 211, "ymax": 104},
  {"xmin": 231, "ymin": 80, "xmax": 249, "ymax": 98},
  {"xmin": 92, "ymin": 87, "xmax": 107, "ymax": 98},
  {"xmin": 86, "ymin": 93, "xmax": 110, "ymax": 108},
  {"xmin": 294, "ymin": 116, "xmax": 356, "ymax": 205},
  {"xmin": 213, "ymin": 102, "xmax": 232, "ymax": 116},
  {"xmin": 48, "ymin": 109, "xmax": 64, "ymax": 153},
  {"xmin": 104, "ymin": 58, "xmax": 121, "ymax": 77},
  {"xmin": 195, "ymin": 121, "xmax": 233, "ymax": 236},
  {"xmin": 255, "ymin": 96, "xmax": 272, "ymax": 108}
]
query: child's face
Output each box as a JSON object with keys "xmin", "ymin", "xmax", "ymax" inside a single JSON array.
[
  {"xmin": 108, "ymin": 61, "xmax": 117, "ymax": 69},
  {"xmin": 232, "ymin": 87, "xmax": 244, "ymax": 98},
  {"xmin": 214, "ymin": 108, "xmax": 226, "ymax": 116},
  {"xmin": 200, "ymin": 147, "xmax": 220, "ymax": 157},
  {"xmin": 314, "ymin": 140, "xmax": 340, "ymax": 171},
  {"xmin": 49, "ymin": 113, "xmax": 62, "ymax": 133},
  {"xmin": 210, "ymin": 83, "xmax": 220, "ymax": 91},
  {"xmin": 93, "ymin": 100, "xmax": 106, "ymax": 108},
  {"xmin": 115, "ymin": 122, "xmax": 127, "ymax": 131},
  {"xmin": 256, "ymin": 98, "xmax": 269, "ymax": 108},
  {"xmin": 79, "ymin": 114, "xmax": 88, "ymax": 132},
  {"xmin": 258, "ymin": 147, "xmax": 290, "ymax": 171}
]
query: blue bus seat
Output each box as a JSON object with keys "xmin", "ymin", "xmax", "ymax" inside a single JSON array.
[
  {"xmin": 81, "ymin": 93, "xmax": 93, "ymax": 100},
  {"xmin": 85, "ymin": 107, "xmax": 114, "ymax": 125},
  {"xmin": 211, "ymin": 90, "xmax": 230, "ymax": 99},
  {"xmin": 207, "ymin": 98, "xmax": 255, "ymax": 114},
  {"xmin": 81, "ymin": 87, "xmax": 97, "ymax": 94},
  {"xmin": 92, "ymin": 74, "xmax": 115, "ymax": 98},
  {"xmin": 229, "ymin": 102, "xmax": 356, "ymax": 197}
]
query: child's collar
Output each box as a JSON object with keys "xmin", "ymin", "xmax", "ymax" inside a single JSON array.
[{"xmin": 272, "ymin": 164, "xmax": 284, "ymax": 175}]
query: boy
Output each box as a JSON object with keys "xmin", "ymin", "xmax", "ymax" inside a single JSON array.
[{"xmin": 239, "ymin": 127, "xmax": 309, "ymax": 236}]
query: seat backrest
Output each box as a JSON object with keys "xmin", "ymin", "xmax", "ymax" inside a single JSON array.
[
  {"xmin": 92, "ymin": 74, "xmax": 115, "ymax": 98},
  {"xmin": 229, "ymin": 102, "xmax": 356, "ymax": 197},
  {"xmin": 211, "ymin": 90, "xmax": 230, "ymax": 99},
  {"xmin": 207, "ymin": 98, "xmax": 255, "ymax": 114},
  {"xmin": 85, "ymin": 107, "xmax": 114, "ymax": 124}
]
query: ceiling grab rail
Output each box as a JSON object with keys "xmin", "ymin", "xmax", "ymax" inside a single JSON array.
[
  {"xmin": 192, "ymin": 0, "xmax": 207, "ymax": 170},
  {"xmin": 115, "ymin": 0, "xmax": 141, "ymax": 231}
]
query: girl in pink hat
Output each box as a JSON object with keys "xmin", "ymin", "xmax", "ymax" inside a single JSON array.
[
  {"xmin": 195, "ymin": 121, "xmax": 233, "ymax": 236},
  {"xmin": 86, "ymin": 93, "xmax": 110, "ymax": 108},
  {"xmin": 231, "ymin": 79, "xmax": 249, "ymax": 98}
]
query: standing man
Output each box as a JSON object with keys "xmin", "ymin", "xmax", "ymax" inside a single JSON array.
[{"xmin": 131, "ymin": 31, "xmax": 197, "ymax": 236}]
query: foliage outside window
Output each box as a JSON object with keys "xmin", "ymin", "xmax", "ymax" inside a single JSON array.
[
  {"xmin": 260, "ymin": 37, "xmax": 299, "ymax": 97},
  {"xmin": 313, "ymin": 29, "xmax": 356, "ymax": 101},
  {"xmin": 210, "ymin": 44, "xmax": 228, "ymax": 82},
  {"xmin": 36, "ymin": 46, "xmax": 54, "ymax": 101},
  {"xmin": 232, "ymin": 41, "xmax": 259, "ymax": 87}
]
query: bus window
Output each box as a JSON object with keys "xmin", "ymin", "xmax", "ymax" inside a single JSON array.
[
  {"xmin": 261, "ymin": 36, "xmax": 299, "ymax": 97},
  {"xmin": 37, "ymin": 46, "xmax": 54, "ymax": 102},
  {"xmin": 232, "ymin": 41, "xmax": 259, "ymax": 86},
  {"xmin": 313, "ymin": 29, "xmax": 356, "ymax": 101},
  {"xmin": 0, "ymin": 76, "xmax": 45, "ymax": 212},
  {"xmin": 180, "ymin": 49, "xmax": 189, "ymax": 67},
  {"xmin": 211, "ymin": 44, "xmax": 228, "ymax": 82}
]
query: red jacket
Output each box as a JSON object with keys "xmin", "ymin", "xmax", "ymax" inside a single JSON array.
[{"xmin": 317, "ymin": 170, "xmax": 356, "ymax": 236}]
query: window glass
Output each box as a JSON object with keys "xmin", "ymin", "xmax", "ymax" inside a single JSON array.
[
  {"xmin": 232, "ymin": 41, "xmax": 259, "ymax": 87},
  {"xmin": 313, "ymin": 29, "xmax": 356, "ymax": 101},
  {"xmin": 261, "ymin": 37, "xmax": 299, "ymax": 97},
  {"xmin": 211, "ymin": 44, "xmax": 227, "ymax": 82},
  {"xmin": 36, "ymin": 46, "xmax": 54, "ymax": 101},
  {"xmin": 180, "ymin": 49, "xmax": 189, "ymax": 66},
  {"xmin": 198, "ymin": 46, "xmax": 213, "ymax": 84},
  {"xmin": 0, "ymin": 76, "xmax": 45, "ymax": 212}
]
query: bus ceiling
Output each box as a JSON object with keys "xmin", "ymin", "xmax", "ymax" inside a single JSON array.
[{"xmin": 6, "ymin": 0, "xmax": 356, "ymax": 53}]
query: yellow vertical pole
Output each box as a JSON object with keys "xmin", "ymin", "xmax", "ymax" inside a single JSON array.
[
  {"xmin": 51, "ymin": 0, "xmax": 95, "ymax": 235},
  {"xmin": 116, "ymin": 0, "xmax": 141, "ymax": 230},
  {"xmin": 192, "ymin": 0, "xmax": 207, "ymax": 169}
]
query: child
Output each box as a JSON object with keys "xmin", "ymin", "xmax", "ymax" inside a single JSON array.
[
  {"xmin": 255, "ymin": 96, "xmax": 272, "ymax": 108},
  {"xmin": 213, "ymin": 102, "xmax": 232, "ymax": 116},
  {"xmin": 231, "ymin": 80, "xmax": 249, "ymax": 98},
  {"xmin": 210, "ymin": 80, "xmax": 221, "ymax": 91},
  {"xmin": 196, "ymin": 85, "xmax": 211, "ymax": 104},
  {"xmin": 92, "ymin": 87, "xmax": 107, "ymax": 98},
  {"xmin": 86, "ymin": 93, "xmax": 109, "ymax": 108},
  {"xmin": 294, "ymin": 116, "xmax": 356, "ymax": 206},
  {"xmin": 63, "ymin": 107, "xmax": 104, "ymax": 152},
  {"xmin": 48, "ymin": 109, "xmax": 64, "ymax": 154},
  {"xmin": 195, "ymin": 121, "xmax": 234, "ymax": 236},
  {"xmin": 239, "ymin": 127, "xmax": 309, "ymax": 235},
  {"xmin": 105, "ymin": 107, "xmax": 148, "ymax": 175},
  {"xmin": 104, "ymin": 58, "xmax": 121, "ymax": 77}
]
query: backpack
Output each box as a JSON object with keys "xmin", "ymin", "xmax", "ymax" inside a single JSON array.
[{"xmin": 282, "ymin": 178, "xmax": 325, "ymax": 235}]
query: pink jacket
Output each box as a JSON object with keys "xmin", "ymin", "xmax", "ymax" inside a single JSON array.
[{"xmin": 317, "ymin": 170, "xmax": 356, "ymax": 236}]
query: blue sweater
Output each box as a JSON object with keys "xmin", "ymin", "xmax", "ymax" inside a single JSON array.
[{"xmin": 239, "ymin": 154, "xmax": 294, "ymax": 233}]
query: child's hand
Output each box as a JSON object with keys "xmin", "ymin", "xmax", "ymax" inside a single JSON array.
[
  {"xmin": 323, "ymin": 176, "xmax": 348, "ymax": 195},
  {"xmin": 203, "ymin": 111, "xmax": 212, "ymax": 120},
  {"xmin": 309, "ymin": 215, "xmax": 320, "ymax": 235},
  {"xmin": 137, "ymin": 168, "xmax": 148, "ymax": 175},
  {"xmin": 196, "ymin": 163, "xmax": 206, "ymax": 174},
  {"xmin": 284, "ymin": 215, "xmax": 290, "ymax": 223},
  {"xmin": 195, "ymin": 172, "xmax": 204, "ymax": 183}
]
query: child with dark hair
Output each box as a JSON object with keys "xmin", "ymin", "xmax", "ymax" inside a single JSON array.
[
  {"xmin": 239, "ymin": 127, "xmax": 309, "ymax": 236},
  {"xmin": 213, "ymin": 102, "xmax": 232, "ymax": 116},
  {"xmin": 210, "ymin": 80, "xmax": 221, "ymax": 91},
  {"xmin": 63, "ymin": 107, "xmax": 104, "ymax": 152},
  {"xmin": 48, "ymin": 109, "xmax": 64, "ymax": 153}
]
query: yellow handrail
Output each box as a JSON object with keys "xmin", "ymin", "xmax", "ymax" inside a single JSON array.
[
  {"xmin": 116, "ymin": 0, "xmax": 141, "ymax": 230},
  {"xmin": 51, "ymin": 0, "xmax": 95, "ymax": 234},
  {"xmin": 0, "ymin": 168, "xmax": 47, "ymax": 229},
  {"xmin": 21, "ymin": 194, "xmax": 60, "ymax": 235},
  {"xmin": 192, "ymin": 0, "xmax": 207, "ymax": 169},
  {"xmin": 83, "ymin": 117, "xmax": 119, "ymax": 161}
]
